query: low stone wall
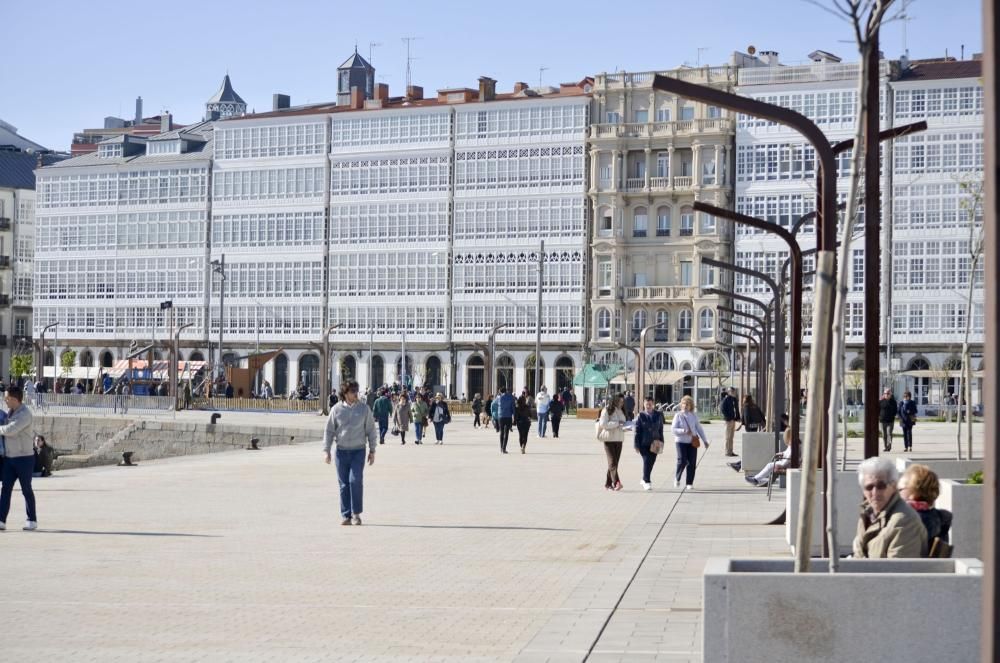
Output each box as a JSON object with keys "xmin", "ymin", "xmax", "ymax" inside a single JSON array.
[{"xmin": 35, "ymin": 415, "xmax": 321, "ymax": 468}]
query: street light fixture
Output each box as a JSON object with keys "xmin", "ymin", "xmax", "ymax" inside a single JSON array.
[
  {"xmin": 321, "ymin": 323, "xmax": 344, "ymax": 416},
  {"xmin": 210, "ymin": 255, "xmax": 226, "ymax": 388},
  {"xmin": 173, "ymin": 322, "xmax": 194, "ymax": 409},
  {"xmin": 486, "ymin": 322, "xmax": 511, "ymax": 397}
]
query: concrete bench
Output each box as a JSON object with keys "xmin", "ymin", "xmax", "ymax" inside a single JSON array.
[{"xmin": 740, "ymin": 431, "xmax": 783, "ymax": 474}]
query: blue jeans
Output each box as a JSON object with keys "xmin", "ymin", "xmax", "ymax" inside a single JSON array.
[
  {"xmin": 414, "ymin": 422, "xmax": 424, "ymax": 442},
  {"xmin": 675, "ymin": 442, "xmax": 698, "ymax": 486},
  {"xmin": 637, "ymin": 444, "xmax": 658, "ymax": 483},
  {"xmin": 376, "ymin": 417, "xmax": 389, "ymax": 443},
  {"xmin": 0, "ymin": 455, "xmax": 36, "ymax": 523},
  {"xmin": 537, "ymin": 412, "xmax": 548, "ymax": 437},
  {"xmin": 334, "ymin": 448, "xmax": 366, "ymax": 518},
  {"xmin": 433, "ymin": 421, "xmax": 446, "ymax": 442}
]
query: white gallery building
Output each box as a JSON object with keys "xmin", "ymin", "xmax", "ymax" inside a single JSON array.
[{"xmin": 34, "ymin": 59, "xmax": 591, "ymax": 398}]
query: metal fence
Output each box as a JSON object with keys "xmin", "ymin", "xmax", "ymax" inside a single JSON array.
[{"xmin": 30, "ymin": 393, "xmax": 177, "ymax": 416}]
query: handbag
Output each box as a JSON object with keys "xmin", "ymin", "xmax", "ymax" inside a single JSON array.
[
  {"xmin": 390, "ymin": 425, "xmax": 400, "ymax": 436},
  {"xmin": 650, "ymin": 439, "xmax": 664, "ymax": 454},
  {"xmin": 691, "ymin": 435, "xmax": 701, "ymax": 449}
]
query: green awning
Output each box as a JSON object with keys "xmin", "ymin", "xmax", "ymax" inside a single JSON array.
[{"xmin": 573, "ymin": 363, "xmax": 611, "ymax": 388}]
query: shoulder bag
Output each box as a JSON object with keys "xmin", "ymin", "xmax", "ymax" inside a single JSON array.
[{"xmin": 686, "ymin": 413, "xmax": 701, "ymax": 448}]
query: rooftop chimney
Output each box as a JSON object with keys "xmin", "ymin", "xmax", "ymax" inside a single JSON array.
[
  {"xmin": 374, "ymin": 83, "xmax": 389, "ymax": 102},
  {"xmin": 406, "ymin": 85, "xmax": 424, "ymax": 101},
  {"xmin": 759, "ymin": 50, "xmax": 780, "ymax": 66},
  {"xmin": 272, "ymin": 94, "xmax": 291, "ymax": 111},
  {"xmin": 160, "ymin": 112, "xmax": 171, "ymax": 133},
  {"xmin": 513, "ymin": 81, "xmax": 529, "ymax": 94},
  {"xmin": 478, "ymin": 76, "xmax": 497, "ymax": 102},
  {"xmin": 350, "ymin": 86, "xmax": 364, "ymax": 110},
  {"xmin": 135, "ymin": 96, "xmax": 143, "ymax": 125}
]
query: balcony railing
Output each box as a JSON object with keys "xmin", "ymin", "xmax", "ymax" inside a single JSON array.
[
  {"xmin": 679, "ymin": 228, "xmax": 694, "ymax": 236},
  {"xmin": 650, "ymin": 176, "xmax": 670, "ymax": 190},
  {"xmin": 656, "ymin": 228, "xmax": 670, "ymax": 237},
  {"xmin": 622, "ymin": 286, "xmax": 699, "ymax": 301},
  {"xmin": 625, "ymin": 177, "xmax": 646, "ymax": 192},
  {"xmin": 0, "ymin": 218, "xmax": 10, "ymax": 231},
  {"xmin": 589, "ymin": 117, "xmax": 734, "ymax": 139},
  {"xmin": 673, "ymin": 176, "xmax": 693, "ymax": 188},
  {"xmin": 596, "ymin": 66, "xmax": 734, "ymax": 89}
]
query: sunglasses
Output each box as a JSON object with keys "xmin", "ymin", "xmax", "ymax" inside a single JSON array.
[{"xmin": 864, "ymin": 481, "xmax": 889, "ymax": 492}]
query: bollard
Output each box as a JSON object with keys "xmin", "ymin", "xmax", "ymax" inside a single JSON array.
[{"xmin": 210, "ymin": 413, "xmax": 222, "ymax": 425}]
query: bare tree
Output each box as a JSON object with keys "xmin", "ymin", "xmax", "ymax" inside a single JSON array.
[
  {"xmin": 805, "ymin": 0, "xmax": 903, "ymax": 572},
  {"xmin": 954, "ymin": 178, "xmax": 985, "ymax": 459}
]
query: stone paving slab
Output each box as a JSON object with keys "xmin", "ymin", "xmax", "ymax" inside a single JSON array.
[{"xmin": 3, "ymin": 412, "xmax": 982, "ymax": 662}]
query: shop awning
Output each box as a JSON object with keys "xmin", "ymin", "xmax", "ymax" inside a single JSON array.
[{"xmin": 573, "ymin": 363, "xmax": 611, "ymax": 388}]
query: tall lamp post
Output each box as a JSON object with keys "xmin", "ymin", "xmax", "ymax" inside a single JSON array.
[
  {"xmin": 636, "ymin": 319, "xmax": 672, "ymax": 401},
  {"xmin": 703, "ymin": 287, "xmax": 773, "ymax": 418},
  {"xmin": 39, "ymin": 322, "xmax": 59, "ymax": 389},
  {"xmin": 321, "ymin": 323, "xmax": 344, "ymax": 415},
  {"xmin": 210, "ymin": 255, "xmax": 226, "ymax": 388},
  {"xmin": 173, "ymin": 322, "xmax": 194, "ymax": 409},
  {"xmin": 719, "ymin": 317, "xmax": 764, "ymax": 398},
  {"xmin": 486, "ymin": 322, "xmax": 511, "ymax": 397},
  {"xmin": 534, "ymin": 240, "xmax": 545, "ymax": 395}
]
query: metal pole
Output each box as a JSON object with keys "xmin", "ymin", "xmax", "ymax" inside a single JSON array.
[
  {"xmin": 982, "ymin": 1, "xmax": 999, "ymax": 657},
  {"xmin": 401, "ymin": 329, "xmax": 406, "ymax": 389},
  {"xmin": 638, "ymin": 320, "xmax": 671, "ymax": 401},
  {"xmin": 368, "ymin": 328, "xmax": 374, "ymax": 391},
  {"xmin": 217, "ymin": 254, "xmax": 225, "ymax": 382},
  {"xmin": 863, "ymin": 27, "xmax": 882, "ymax": 461},
  {"xmin": 535, "ymin": 240, "xmax": 544, "ymax": 394},
  {"xmin": 255, "ymin": 302, "xmax": 261, "ymax": 396},
  {"xmin": 174, "ymin": 322, "xmax": 194, "ymax": 409}
]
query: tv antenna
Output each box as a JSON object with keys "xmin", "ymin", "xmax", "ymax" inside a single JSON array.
[
  {"xmin": 401, "ymin": 36, "xmax": 421, "ymax": 89},
  {"xmin": 538, "ymin": 66, "xmax": 548, "ymax": 89},
  {"xmin": 696, "ymin": 47, "xmax": 710, "ymax": 66},
  {"xmin": 369, "ymin": 41, "xmax": 382, "ymax": 66}
]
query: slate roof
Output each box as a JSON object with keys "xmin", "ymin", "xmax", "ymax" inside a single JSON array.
[
  {"xmin": 0, "ymin": 150, "xmax": 67, "ymax": 189},
  {"xmin": 45, "ymin": 123, "xmax": 214, "ymax": 169},
  {"xmin": 206, "ymin": 74, "xmax": 246, "ymax": 105},
  {"xmin": 338, "ymin": 49, "xmax": 373, "ymax": 71},
  {"xmin": 898, "ymin": 58, "xmax": 982, "ymax": 81}
]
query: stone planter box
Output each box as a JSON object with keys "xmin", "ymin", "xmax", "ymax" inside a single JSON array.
[
  {"xmin": 786, "ymin": 469, "xmax": 859, "ymax": 556},
  {"xmin": 938, "ymin": 479, "xmax": 984, "ymax": 559},
  {"xmin": 574, "ymin": 407, "xmax": 601, "ymax": 420},
  {"xmin": 740, "ymin": 431, "xmax": 783, "ymax": 474},
  {"xmin": 896, "ymin": 457, "xmax": 982, "ymax": 480},
  {"xmin": 704, "ymin": 557, "xmax": 982, "ymax": 663}
]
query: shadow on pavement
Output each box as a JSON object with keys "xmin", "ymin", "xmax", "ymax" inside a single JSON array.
[
  {"xmin": 36, "ymin": 529, "xmax": 221, "ymax": 538},
  {"xmin": 370, "ymin": 524, "xmax": 577, "ymax": 532}
]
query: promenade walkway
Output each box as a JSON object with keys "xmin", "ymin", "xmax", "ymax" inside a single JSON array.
[{"xmin": 3, "ymin": 414, "xmax": 981, "ymax": 662}]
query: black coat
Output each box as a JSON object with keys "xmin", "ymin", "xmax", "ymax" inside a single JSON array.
[
  {"xmin": 634, "ymin": 410, "xmax": 665, "ymax": 448},
  {"xmin": 879, "ymin": 397, "xmax": 898, "ymax": 424},
  {"xmin": 549, "ymin": 399, "xmax": 564, "ymax": 419},
  {"xmin": 918, "ymin": 507, "xmax": 952, "ymax": 544}
]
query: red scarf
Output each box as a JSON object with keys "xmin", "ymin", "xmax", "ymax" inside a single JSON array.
[{"xmin": 906, "ymin": 499, "xmax": 932, "ymax": 512}]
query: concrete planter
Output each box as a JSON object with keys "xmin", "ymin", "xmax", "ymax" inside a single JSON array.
[
  {"xmin": 704, "ymin": 557, "xmax": 982, "ymax": 663},
  {"xmin": 896, "ymin": 457, "xmax": 982, "ymax": 480},
  {"xmin": 786, "ymin": 469, "xmax": 859, "ymax": 556},
  {"xmin": 574, "ymin": 407, "xmax": 601, "ymax": 420},
  {"xmin": 740, "ymin": 431, "xmax": 782, "ymax": 474},
  {"xmin": 938, "ymin": 479, "xmax": 984, "ymax": 559}
]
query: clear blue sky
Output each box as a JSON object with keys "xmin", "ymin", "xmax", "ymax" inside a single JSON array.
[{"xmin": 2, "ymin": 0, "xmax": 984, "ymax": 151}]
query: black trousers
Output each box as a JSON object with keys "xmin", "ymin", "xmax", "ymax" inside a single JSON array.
[
  {"xmin": 473, "ymin": 412, "xmax": 481, "ymax": 428},
  {"xmin": 637, "ymin": 444, "xmax": 657, "ymax": 483},
  {"xmin": 881, "ymin": 421, "xmax": 893, "ymax": 450},
  {"xmin": 675, "ymin": 442, "xmax": 698, "ymax": 486},
  {"xmin": 551, "ymin": 416, "xmax": 562, "ymax": 438},
  {"xmin": 498, "ymin": 417, "xmax": 513, "ymax": 452},
  {"xmin": 902, "ymin": 424, "xmax": 914, "ymax": 450},
  {"xmin": 516, "ymin": 417, "xmax": 530, "ymax": 448}
]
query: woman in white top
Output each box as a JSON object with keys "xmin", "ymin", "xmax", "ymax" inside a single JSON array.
[
  {"xmin": 671, "ymin": 395, "xmax": 710, "ymax": 490},
  {"xmin": 598, "ymin": 394, "xmax": 627, "ymax": 491}
]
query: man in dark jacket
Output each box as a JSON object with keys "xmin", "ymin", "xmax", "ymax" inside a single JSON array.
[
  {"xmin": 496, "ymin": 387, "xmax": 516, "ymax": 454},
  {"xmin": 372, "ymin": 390, "xmax": 393, "ymax": 445},
  {"xmin": 721, "ymin": 387, "xmax": 739, "ymax": 457},
  {"xmin": 878, "ymin": 389, "xmax": 898, "ymax": 452},
  {"xmin": 623, "ymin": 392, "xmax": 636, "ymax": 421},
  {"xmin": 898, "ymin": 390, "xmax": 918, "ymax": 452}
]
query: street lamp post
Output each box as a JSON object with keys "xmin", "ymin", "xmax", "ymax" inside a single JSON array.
[
  {"xmin": 719, "ymin": 317, "xmax": 764, "ymax": 401},
  {"xmin": 210, "ymin": 255, "xmax": 226, "ymax": 390},
  {"xmin": 718, "ymin": 306, "xmax": 768, "ymax": 404},
  {"xmin": 321, "ymin": 323, "xmax": 344, "ymax": 415},
  {"xmin": 703, "ymin": 256, "xmax": 784, "ymax": 452},
  {"xmin": 637, "ymin": 320, "xmax": 672, "ymax": 401},
  {"xmin": 486, "ymin": 322, "xmax": 511, "ymax": 397},
  {"xmin": 39, "ymin": 322, "xmax": 59, "ymax": 389},
  {"xmin": 534, "ymin": 240, "xmax": 545, "ymax": 396},
  {"xmin": 703, "ymin": 287, "xmax": 772, "ymax": 420},
  {"xmin": 173, "ymin": 322, "xmax": 194, "ymax": 409}
]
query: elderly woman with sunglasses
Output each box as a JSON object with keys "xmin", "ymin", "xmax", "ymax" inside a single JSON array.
[{"xmin": 852, "ymin": 456, "xmax": 927, "ymax": 559}]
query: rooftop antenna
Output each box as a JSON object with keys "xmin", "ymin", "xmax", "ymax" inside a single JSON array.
[
  {"xmin": 696, "ymin": 47, "xmax": 710, "ymax": 66},
  {"xmin": 900, "ymin": 0, "xmax": 914, "ymax": 56},
  {"xmin": 401, "ymin": 36, "xmax": 421, "ymax": 89},
  {"xmin": 369, "ymin": 41, "xmax": 382, "ymax": 66},
  {"xmin": 538, "ymin": 66, "xmax": 548, "ymax": 89}
]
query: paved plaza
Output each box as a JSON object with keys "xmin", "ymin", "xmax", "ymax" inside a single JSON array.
[{"xmin": 2, "ymin": 412, "xmax": 984, "ymax": 662}]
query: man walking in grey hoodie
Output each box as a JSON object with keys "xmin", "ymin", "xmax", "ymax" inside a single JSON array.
[
  {"xmin": 0, "ymin": 386, "xmax": 36, "ymax": 530},
  {"xmin": 323, "ymin": 381, "xmax": 378, "ymax": 525}
]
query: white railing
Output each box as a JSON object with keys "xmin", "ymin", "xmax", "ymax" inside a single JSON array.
[
  {"xmin": 650, "ymin": 176, "xmax": 670, "ymax": 190},
  {"xmin": 31, "ymin": 393, "xmax": 177, "ymax": 416},
  {"xmin": 625, "ymin": 177, "xmax": 646, "ymax": 192},
  {"xmin": 590, "ymin": 117, "xmax": 735, "ymax": 140},
  {"xmin": 623, "ymin": 286, "xmax": 699, "ymax": 300},
  {"xmin": 597, "ymin": 66, "xmax": 734, "ymax": 89},
  {"xmin": 738, "ymin": 60, "xmax": 891, "ymax": 86},
  {"xmin": 673, "ymin": 176, "xmax": 693, "ymax": 188}
]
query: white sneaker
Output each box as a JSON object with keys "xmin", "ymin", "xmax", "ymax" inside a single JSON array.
[
  {"xmin": 0, "ymin": 522, "xmax": 5, "ymax": 531},
  {"xmin": 686, "ymin": 485, "xmax": 695, "ymax": 491},
  {"xmin": 673, "ymin": 479, "xmax": 680, "ymax": 488},
  {"xmin": 23, "ymin": 521, "xmax": 37, "ymax": 531},
  {"xmin": 642, "ymin": 482, "xmax": 652, "ymax": 491}
]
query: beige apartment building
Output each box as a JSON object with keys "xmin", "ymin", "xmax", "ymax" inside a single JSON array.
[{"xmin": 588, "ymin": 66, "xmax": 737, "ymax": 405}]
